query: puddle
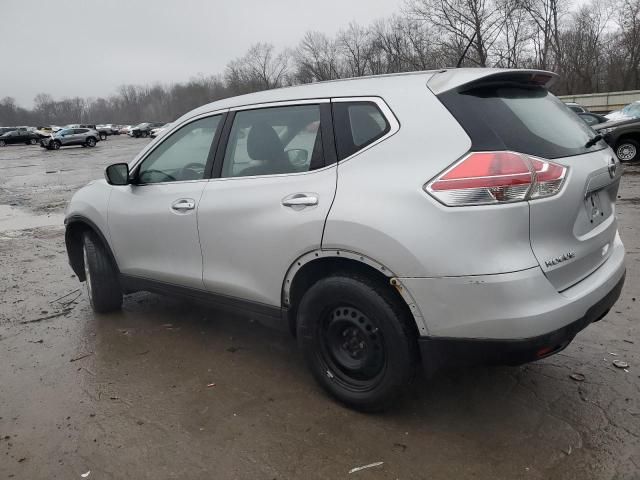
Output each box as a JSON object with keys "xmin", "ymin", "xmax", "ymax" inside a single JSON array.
[{"xmin": 0, "ymin": 204, "xmax": 64, "ymax": 232}]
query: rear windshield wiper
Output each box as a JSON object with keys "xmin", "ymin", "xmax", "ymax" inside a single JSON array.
[{"xmin": 585, "ymin": 134, "xmax": 603, "ymax": 148}]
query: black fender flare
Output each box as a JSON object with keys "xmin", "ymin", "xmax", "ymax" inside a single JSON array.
[{"xmin": 65, "ymin": 215, "xmax": 120, "ymax": 280}]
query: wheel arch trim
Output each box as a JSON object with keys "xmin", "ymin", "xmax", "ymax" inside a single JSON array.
[
  {"xmin": 65, "ymin": 214, "xmax": 120, "ymax": 279},
  {"xmin": 282, "ymin": 249, "xmax": 428, "ymax": 335}
]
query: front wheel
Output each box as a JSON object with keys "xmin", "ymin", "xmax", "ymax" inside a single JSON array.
[
  {"xmin": 616, "ymin": 139, "xmax": 639, "ymax": 163},
  {"xmin": 297, "ymin": 273, "xmax": 417, "ymax": 411},
  {"xmin": 86, "ymin": 137, "xmax": 96, "ymax": 147},
  {"xmin": 82, "ymin": 232, "xmax": 122, "ymax": 313}
]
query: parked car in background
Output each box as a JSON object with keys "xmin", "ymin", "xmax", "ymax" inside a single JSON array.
[
  {"xmin": 565, "ymin": 102, "xmax": 588, "ymax": 113},
  {"xmin": 578, "ymin": 112, "xmax": 608, "ymax": 127},
  {"xmin": 0, "ymin": 127, "xmax": 17, "ymax": 136},
  {"xmin": 36, "ymin": 126, "xmax": 56, "ymax": 137},
  {"xmin": 97, "ymin": 124, "xmax": 121, "ymax": 136},
  {"xmin": 119, "ymin": 125, "xmax": 133, "ymax": 135},
  {"xmin": 606, "ymin": 101, "xmax": 640, "ymax": 122},
  {"xmin": 0, "ymin": 128, "xmax": 41, "ymax": 146},
  {"xmin": 40, "ymin": 127, "xmax": 100, "ymax": 150},
  {"xmin": 130, "ymin": 122, "xmax": 165, "ymax": 138},
  {"xmin": 149, "ymin": 123, "xmax": 170, "ymax": 138},
  {"xmin": 65, "ymin": 68, "xmax": 625, "ymax": 411},
  {"xmin": 594, "ymin": 117, "xmax": 640, "ymax": 162}
]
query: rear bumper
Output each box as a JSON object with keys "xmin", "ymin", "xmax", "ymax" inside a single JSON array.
[
  {"xmin": 417, "ymin": 271, "xmax": 625, "ymax": 374},
  {"xmin": 402, "ymin": 232, "xmax": 625, "ymax": 339}
]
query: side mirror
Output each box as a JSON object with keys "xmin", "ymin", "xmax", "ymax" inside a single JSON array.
[
  {"xmin": 105, "ymin": 163, "xmax": 130, "ymax": 185},
  {"xmin": 286, "ymin": 148, "xmax": 309, "ymax": 166}
]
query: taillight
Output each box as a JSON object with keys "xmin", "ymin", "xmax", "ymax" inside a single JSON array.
[{"xmin": 425, "ymin": 151, "xmax": 567, "ymax": 206}]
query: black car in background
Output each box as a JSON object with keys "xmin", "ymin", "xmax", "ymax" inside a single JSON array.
[
  {"xmin": 594, "ymin": 118, "xmax": 640, "ymax": 163},
  {"xmin": 0, "ymin": 129, "xmax": 40, "ymax": 147},
  {"xmin": 578, "ymin": 112, "xmax": 608, "ymax": 127},
  {"xmin": 130, "ymin": 122, "xmax": 165, "ymax": 138}
]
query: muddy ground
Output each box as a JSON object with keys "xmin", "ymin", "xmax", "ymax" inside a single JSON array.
[{"xmin": 0, "ymin": 136, "xmax": 639, "ymax": 479}]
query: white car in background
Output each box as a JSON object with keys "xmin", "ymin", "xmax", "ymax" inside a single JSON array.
[
  {"xmin": 150, "ymin": 123, "xmax": 170, "ymax": 138},
  {"xmin": 606, "ymin": 101, "xmax": 640, "ymax": 121}
]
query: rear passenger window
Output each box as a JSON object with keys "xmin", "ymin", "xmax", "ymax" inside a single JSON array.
[
  {"xmin": 221, "ymin": 104, "xmax": 323, "ymax": 178},
  {"xmin": 333, "ymin": 101, "xmax": 390, "ymax": 160}
]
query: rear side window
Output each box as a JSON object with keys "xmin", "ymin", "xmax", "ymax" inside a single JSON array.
[
  {"xmin": 439, "ymin": 86, "xmax": 605, "ymax": 159},
  {"xmin": 222, "ymin": 104, "xmax": 323, "ymax": 178},
  {"xmin": 333, "ymin": 101, "xmax": 390, "ymax": 160}
]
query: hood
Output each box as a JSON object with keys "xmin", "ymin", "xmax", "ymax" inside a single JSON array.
[
  {"xmin": 593, "ymin": 117, "xmax": 640, "ymax": 131},
  {"xmin": 606, "ymin": 110, "xmax": 632, "ymax": 121}
]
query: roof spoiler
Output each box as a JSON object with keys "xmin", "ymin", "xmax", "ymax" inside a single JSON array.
[{"xmin": 427, "ymin": 69, "xmax": 559, "ymax": 95}]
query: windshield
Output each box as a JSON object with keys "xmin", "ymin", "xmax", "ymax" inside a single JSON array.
[
  {"xmin": 621, "ymin": 102, "xmax": 640, "ymax": 119},
  {"xmin": 439, "ymin": 85, "xmax": 606, "ymax": 158}
]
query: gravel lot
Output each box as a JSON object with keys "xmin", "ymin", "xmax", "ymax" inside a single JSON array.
[{"xmin": 0, "ymin": 136, "xmax": 639, "ymax": 479}]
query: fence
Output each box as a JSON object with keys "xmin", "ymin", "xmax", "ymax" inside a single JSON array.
[{"xmin": 558, "ymin": 90, "xmax": 640, "ymax": 114}]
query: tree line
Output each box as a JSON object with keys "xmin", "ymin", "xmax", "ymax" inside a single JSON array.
[{"xmin": 1, "ymin": 0, "xmax": 638, "ymax": 126}]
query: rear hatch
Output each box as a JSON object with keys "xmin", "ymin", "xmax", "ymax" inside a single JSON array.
[{"xmin": 436, "ymin": 71, "xmax": 621, "ymax": 291}]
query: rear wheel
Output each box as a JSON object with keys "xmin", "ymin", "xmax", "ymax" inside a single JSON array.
[
  {"xmin": 29, "ymin": 138, "xmax": 38, "ymax": 145},
  {"xmin": 297, "ymin": 273, "xmax": 417, "ymax": 411},
  {"xmin": 86, "ymin": 137, "xmax": 96, "ymax": 147},
  {"xmin": 616, "ymin": 139, "xmax": 639, "ymax": 163},
  {"xmin": 0, "ymin": 140, "xmax": 5, "ymax": 147},
  {"xmin": 82, "ymin": 231, "xmax": 122, "ymax": 313}
]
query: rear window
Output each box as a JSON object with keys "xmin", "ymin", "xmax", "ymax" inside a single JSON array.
[
  {"xmin": 439, "ymin": 86, "xmax": 605, "ymax": 159},
  {"xmin": 333, "ymin": 102, "xmax": 390, "ymax": 160}
]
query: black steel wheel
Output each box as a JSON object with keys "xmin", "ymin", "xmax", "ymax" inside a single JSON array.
[
  {"xmin": 319, "ymin": 305, "xmax": 386, "ymax": 390},
  {"xmin": 297, "ymin": 272, "xmax": 417, "ymax": 411}
]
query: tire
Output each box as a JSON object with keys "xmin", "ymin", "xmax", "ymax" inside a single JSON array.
[
  {"xmin": 0, "ymin": 140, "xmax": 5, "ymax": 147},
  {"xmin": 615, "ymin": 139, "xmax": 639, "ymax": 163},
  {"xmin": 82, "ymin": 231, "xmax": 122, "ymax": 313},
  {"xmin": 29, "ymin": 138, "xmax": 38, "ymax": 145},
  {"xmin": 86, "ymin": 137, "xmax": 96, "ymax": 147},
  {"xmin": 99, "ymin": 133, "xmax": 107, "ymax": 141},
  {"xmin": 53, "ymin": 141, "xmax": 61, "ymax": 150},
  {"xmin": 297, "ymin": 273, "xmax": 417, "ymax": 411}
]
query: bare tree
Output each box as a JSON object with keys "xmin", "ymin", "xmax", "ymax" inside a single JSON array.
[
  {"xmin": 615, "ymin": 0, "xmax": 640, "ymax": 89},
  {"xmin": 493, "ymin": 0, "xmax": 534, "ymax": 68},
  {"xmin": 294, "ymin": 31, "xmax": 343, "ymax": 82},
  {"xmin": 407, "ymin": 0, "xmax": 506, "ymax": 66},
  {"xmin": 225, "ymin": 43, "xmax": 290, "ymax": 94},
  {"xmin": 338, "ymin": 22, "xmax": 372, "ymax": 77},
  {"xmin": 521, "ymin": 0, "xmax": 569, "ymax": 70}
]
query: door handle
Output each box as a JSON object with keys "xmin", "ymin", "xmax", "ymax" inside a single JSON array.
[
  {"xmin": 282, "ymin": 194, "xmax": 318, "ymax": 207},
  {"xmin": 171, "ymin": 198, "xmax": 196, "ymax": 211}
]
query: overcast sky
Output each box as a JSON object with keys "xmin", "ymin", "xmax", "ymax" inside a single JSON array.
[{"xmin": 1, "ymin": 0, "xmax": 403, "ymax": 108}]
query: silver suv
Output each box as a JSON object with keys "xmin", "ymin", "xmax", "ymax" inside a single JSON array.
[
  {"xmin": 41, "ymin": 127, "xmax": 100, "ymax": 150},
  {"xmin": 64, "ymin": 69, "xmax": 626, "ymax": 411}
]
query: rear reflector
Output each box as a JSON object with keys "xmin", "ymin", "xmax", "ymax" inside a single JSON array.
[{"xmin": 425, "ymin": 151, "xmax": 567, "ymax": 206}]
